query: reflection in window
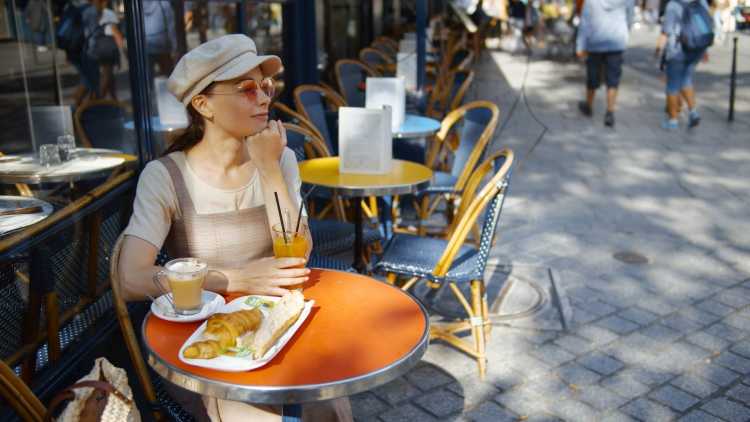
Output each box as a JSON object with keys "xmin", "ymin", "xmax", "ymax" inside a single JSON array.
[{"xmin": 0, "ymin": 0, "xmax": 136, "ymax": 199}]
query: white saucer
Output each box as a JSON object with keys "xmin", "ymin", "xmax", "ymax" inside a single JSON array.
[{"xmin": 151, "ymin": 291, "xmax": 226, "ymax": 323}]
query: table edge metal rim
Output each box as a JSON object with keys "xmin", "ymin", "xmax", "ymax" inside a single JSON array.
[
  {"xmin": 0, "ymin": 160, "xmax": 134, "ymax": 184},
  {"xmin": 141, "ymin": 269, "xmax": 430, "ymax": 404}
]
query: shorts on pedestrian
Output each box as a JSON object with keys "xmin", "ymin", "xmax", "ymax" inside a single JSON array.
[
  {"xmin": 586, "ymin": 51, "xmax": 624, "ymax": 90},
  {"xmin": 665, "ymin": 50, "xmax": 704, "ymax": 95}
]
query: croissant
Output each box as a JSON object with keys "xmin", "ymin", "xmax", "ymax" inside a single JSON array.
[
  {"xmin": 183, "ymin": 340, "xmax": 222, "ymax": 359},
  {"xmin": 204, "ymin": 309, "xmax": 263, "ymax": 349}
]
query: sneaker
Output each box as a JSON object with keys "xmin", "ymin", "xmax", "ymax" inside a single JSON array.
[
  {"xmin": 688, "ymin": 110, "xmax": 701, "ymax": 128},
  {"xmin": 604, "ymin": 111, "xmax": 615, "ymax": 127},
  {"xmin": 662, "ymin": 118, "xmax": 679, "ymax": 130},
  {"xmin": 578, "ymin": 101, "xmax": 592, "ymax": 117}
]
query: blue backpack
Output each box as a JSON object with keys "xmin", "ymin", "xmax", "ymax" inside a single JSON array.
[
  {"xmin": 680, "ymin": 0, "xmax": 714, "ymax": 52},
  {"xmin": 56, "ymin": 3, "xmax": 91, "ymax": 61}
]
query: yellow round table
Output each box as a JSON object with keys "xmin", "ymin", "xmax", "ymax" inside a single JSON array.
[{"xmin": 299, "ymin": 157, "xmax": 433, "ymax": 272}]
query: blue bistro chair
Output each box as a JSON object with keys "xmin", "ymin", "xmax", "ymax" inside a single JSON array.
[
  {"xmin": 359, "ymin": 47, "xmax": 395, "ymax": 76},
  {"xmin": 74, "ymin": 99, "xmax": 134, "ymax": 155},
  {"xmin": 395, "ymin": 101, "xmax": 500, "ymax": 237},
  {"xmin": 293, "ymin": 84, "xmax": 347, "ymax": 156},
  {"xmin": 370, "ymin": 37, "xmax": 398, "ymax": 60},
  {"xmin": 334, "ymin": 59, "xmax": 379, "ymax": 108},
  {"xmin": 284, "ymin": 123, "xmax": 383, "ymax": 258},
  {"xmin": 425, "ymin": 69, "xmax": 475, "ymax": 120},
  {"xmin": 375, "ymin": 148, "xmax": 514, "ymax": 379}
]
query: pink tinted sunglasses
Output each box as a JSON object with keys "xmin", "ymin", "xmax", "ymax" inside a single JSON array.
[{"xmin": 210, "ymin": 77, "xmax": 275, "ymax": 101}]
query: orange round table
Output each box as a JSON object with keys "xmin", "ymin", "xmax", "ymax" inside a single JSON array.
[{"xmin": 142, "ymin": 269, "xmax": 429, "ymax": 405}]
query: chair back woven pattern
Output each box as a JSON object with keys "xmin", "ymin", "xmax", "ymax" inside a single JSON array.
[
  {"xmin": 450, "ymin": 106, "xmax": 493, "ymax": 179},
  {"xmin": 472, "ymin": 177, "xmax": 510, "ymax": 280}
]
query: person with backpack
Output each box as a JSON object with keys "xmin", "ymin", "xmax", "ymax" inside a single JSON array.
[
  {"xmin": 57, "ymin": 0, "xmax": 100, "ymax": 106},
  {"xmin": 654, "ymin": 0, "xmax": 713, "ymax": 130},
  {"xmin": 88, "ymin": 0, "xmax": 125, "ymax": 101},
  {"xmin": 143, "ymin": 0, "xmax": 177, "ymax": 77},
  {"xmin": 575, "ymin": 0, "xmax": 635, "ymax": 128}
]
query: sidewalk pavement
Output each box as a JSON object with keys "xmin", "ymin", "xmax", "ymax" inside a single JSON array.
[{"xmin": 351, "ymin": 28, "xmax": 750, "ymax": 421}]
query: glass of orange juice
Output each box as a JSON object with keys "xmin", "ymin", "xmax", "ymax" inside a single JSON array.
[{"xmin": 272, "ymin": 223, "xmax": 309, "ymax": 290}]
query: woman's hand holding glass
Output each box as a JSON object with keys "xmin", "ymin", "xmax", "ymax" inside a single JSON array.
[{"xmin": 225, "ymin": 256, "xmax": 310, "ymax": 296}]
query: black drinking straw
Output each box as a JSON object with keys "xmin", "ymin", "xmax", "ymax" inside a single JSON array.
[
  {"xmin": 295, "ymin": 186, "xmax": 316, "ymax": 235},
  {"xmin": 273, "ymin": 191, "xmax": 289, "ymax": 243},
  {"xmin": 294, "ymin": 202, "xmax": 304, "ymax": 235}
]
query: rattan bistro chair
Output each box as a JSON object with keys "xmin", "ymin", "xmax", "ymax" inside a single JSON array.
[
  {"xmin": 425, "ymin": 69, "xmax": 475, "ymax": 120},
  {"xmin": 110, "ymin": 235, "xmax": 197, "ymax": 422},
  {"xmin": 293, "ymin": 84, "xmax": 347, "ymax": 155},
  {"xmin": 334, "ymin": 59, "xmax": 380, "ymax": 108},
  {"xmin": 370, "ymin": 38, "xmax": 398, "ymax": 61},
  {"xmin": 359, "ymin": 47, "xmax": 395, "ymax": 76},
  {"xmin": 0, "ymin": 358, "xmax": 46, "ymax": 421},
  {"xmin": 395, "ymin": 101, "xmax": 500, "ymax": 236},
  {"xmin": 375, "ymin": 149, "xmax": 514, "ymax": 379}
]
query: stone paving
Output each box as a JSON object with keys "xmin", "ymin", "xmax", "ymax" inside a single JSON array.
[{"xmin": 352, "ymin": 28, "xmax": 750, "ymax": 421}]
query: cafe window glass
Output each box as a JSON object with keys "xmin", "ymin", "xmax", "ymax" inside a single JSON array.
[{"xmin": 0, "ymin": 0, "xmax": 139, "ymax": 195}]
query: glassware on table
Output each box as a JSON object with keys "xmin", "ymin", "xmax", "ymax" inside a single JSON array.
[
  {"xmin": 39, "ymin": 144, "xmax": 61, "ymax": 167},
  {"xmin": 272, "ymin": 223, "xmax": 309, "ymax": 290},
  {"xmin": 56, "ymin": 134, "xmax": 77, "ymax": 161},
  {"xmin": 153, "ymin": 258, "xmax": 209, "ymax": 315}
]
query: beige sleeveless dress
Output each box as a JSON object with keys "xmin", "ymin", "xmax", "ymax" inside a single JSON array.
[{"xmin": 159, "ymin": 155, "xmax": 274, "ymax": 267}]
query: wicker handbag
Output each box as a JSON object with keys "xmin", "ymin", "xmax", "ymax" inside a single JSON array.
[{"xmin": 45, "ymin": 357, "xmax": 140, "ymax": 422}]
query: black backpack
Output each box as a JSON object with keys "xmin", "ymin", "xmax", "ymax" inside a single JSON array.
[
  {"xmin": 680, "ymin": 0, "xmax": 714, "ymax": 52},
  {"xmin": 56, "ymin": 3, "xmax": 91, "ymax": 61}
]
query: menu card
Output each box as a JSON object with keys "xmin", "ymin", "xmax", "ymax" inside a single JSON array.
[
  {"xmin": 397, "ymin": 52, "xmax": 417, "ymax": 92},
  {"xmin": 365, "ymin": 77, "xmax": 406, "ymax": 132},
  {"xmin": 338, "ymin": 107, "xmax": 392, "ymax": 175},
  {"xmin": 155, "ymin": 76, "xmax": 188, "ymax": 128},
  {"xmin": 399, "ymin": 39, "xmax": 416, "ymax": 54}
]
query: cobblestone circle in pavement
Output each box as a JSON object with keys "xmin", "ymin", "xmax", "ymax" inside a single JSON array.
[{"xmin": 351, "ymin": 28, "xmax": 750, "ymax": 422}]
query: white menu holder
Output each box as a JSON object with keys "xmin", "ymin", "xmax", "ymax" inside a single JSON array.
[
  {"xmin": 155, "ymin": 76, "xmax": 188, "ymax": 129},
  {"xmin": 365, "ymin": 77, "xmax": 406, "ymax": 133},
  {"xmin": 339, "ymin": 107, "xmax": 392, "ymax": 175},
  {"xmin": 399, "ymin": 39, "xmax": 416, "ymax": 54},
  {"xmin": 396, "ymin": 52, "xmax": 417, "ymax": 93}
]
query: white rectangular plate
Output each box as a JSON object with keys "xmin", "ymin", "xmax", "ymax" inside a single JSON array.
[{"xmin": 178, "ymin": 295, "xmax": 314, "ymax": 372}]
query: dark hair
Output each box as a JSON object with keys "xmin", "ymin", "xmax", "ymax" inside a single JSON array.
[{"xmin": 163, "ymin": 104, "xmax": 206, "ymax": 156}]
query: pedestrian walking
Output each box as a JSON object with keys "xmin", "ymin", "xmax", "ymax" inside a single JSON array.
[
  {"xmin": 654, "ymin": 0, "xmax": 713, "ymax": 130},
  {"xmin": 24, "ymin": 0, "xmax": 50, "ymax": 52},
  {"xmin": 88, "ymin": 0, "xmax": 125, "ymax": 101},
  {"xmin": 576, "ymin": 0, "xmax": 635, "ymax": 127},
  {"xmin": 143, "ymin": 0, "xmax": 177, "ymax": 77}
]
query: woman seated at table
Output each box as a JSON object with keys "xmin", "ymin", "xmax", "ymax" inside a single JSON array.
[{"xmin": 118, "ymin": 34, "xmax": 351, "ymax": 422}]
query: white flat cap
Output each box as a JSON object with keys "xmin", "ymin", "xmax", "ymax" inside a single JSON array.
[{"xmin": 167, "ymin": 34, "xmax": 282, "ymax": 105}]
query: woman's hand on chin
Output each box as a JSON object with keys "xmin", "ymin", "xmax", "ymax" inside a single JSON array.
[
  {"xmin": 246, "ymin": 119, "xmax": 287, "ymax": 171},
  {"xmin": 229, "ymin": 256, "xmax": 309, "ymax": 296}
]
